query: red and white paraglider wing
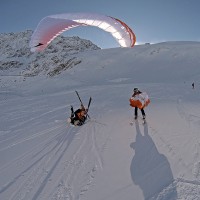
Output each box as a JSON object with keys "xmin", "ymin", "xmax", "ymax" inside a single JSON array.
[
  {"xmin": 129, "ymin": 92, "xmax": 150, "ymax": 109},
  {"xmin": 30, "ymin": 16, "xmax": 81, "ymax": 52},
  {"xmin": 30, "ymin": 13, "xmax": 136, "ymax": 52}
]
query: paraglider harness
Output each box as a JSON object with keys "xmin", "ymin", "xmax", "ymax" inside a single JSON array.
[
  {"xmin": 70, "ymin": 91, "xmax": 92, "ymax": 126},
  {"xmin": 70, "ymin": 106, "xmax": 87, "ymax": 126}
]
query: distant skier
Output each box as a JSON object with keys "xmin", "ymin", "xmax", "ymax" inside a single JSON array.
[
  {"xmin": 192, "ymin": 82, "xmax": 195, "ymax": 89},
  {"xmin": 129, "ymin": 88, "xmax": 150, "ymax": 120},
  {"xmin": 68, "ymin": 104, "xmax": 88, "ymax": 126}
]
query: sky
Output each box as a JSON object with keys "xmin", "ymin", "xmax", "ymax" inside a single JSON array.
[{"xmin": 1, "ymin": 0, "xmax": 200, "ymax": 48}]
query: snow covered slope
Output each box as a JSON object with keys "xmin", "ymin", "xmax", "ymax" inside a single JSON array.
[{"xmin": 1, "ymin": 32, "xmax": 200, "ymax": 200}]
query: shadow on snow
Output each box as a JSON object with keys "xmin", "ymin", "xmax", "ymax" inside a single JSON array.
[{"xmin": 130, "ymin": 120, "xmax": 177, "ymax": 199}]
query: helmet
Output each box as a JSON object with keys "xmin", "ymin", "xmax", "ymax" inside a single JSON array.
[{"xmin": 134, "ymin": 88, "xmax": 139, "ymax": 92}]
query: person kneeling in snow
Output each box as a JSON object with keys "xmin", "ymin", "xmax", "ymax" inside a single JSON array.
[{"xmin": 68, "ymin": 104, "xmax": 88, "ymax": 126}]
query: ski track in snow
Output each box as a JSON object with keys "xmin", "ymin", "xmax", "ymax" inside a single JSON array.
[
  {"xmin": 0, "ymin": 94, "xmax": 108, "ymax": 200},
  {"xmin": 145, "ymin": 93, "xmax": 200, "ymax": 199},
  {"xmin": 135, "ymin": 121, "xmax": 200, "ymax": 200},
  {"xmin": 176, "ymin": 97, "xmax": 200, "ymax": 175}
]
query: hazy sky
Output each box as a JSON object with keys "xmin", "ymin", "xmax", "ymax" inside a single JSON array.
[{"xmin": 1, "ymin": 0, "xmax": 200, "ymax": 48}]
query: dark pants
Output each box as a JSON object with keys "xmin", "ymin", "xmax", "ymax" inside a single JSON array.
[{"xmin": 135, "ymin": 107, "xmax": 145, "ymax": 117}]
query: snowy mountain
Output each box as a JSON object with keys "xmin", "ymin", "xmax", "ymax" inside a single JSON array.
[
  {"xmin": 1, "ymin": 31, "xmax": 200, "ymax": 200},
  {"xmin": 0, "ymin": 30, "xmax": 100, "ymax": 78}
]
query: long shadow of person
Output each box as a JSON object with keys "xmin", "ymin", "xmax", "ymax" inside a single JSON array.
[{"xmin": 130, "ymin": 120, "xmax": 177, "ymax": 199}]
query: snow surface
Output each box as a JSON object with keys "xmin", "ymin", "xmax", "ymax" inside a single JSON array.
[{"xmin": 1, "ymin": 32, "xmax": 200, "ymax": 200}]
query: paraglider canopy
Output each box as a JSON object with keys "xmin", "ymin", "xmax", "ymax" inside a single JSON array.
[{"xmin": 30, "ymin": 12, "xmax": 136, "ymax": 52}]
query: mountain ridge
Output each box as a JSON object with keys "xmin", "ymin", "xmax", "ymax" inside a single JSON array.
[{"xmin": 0, "ymin": 30, "xmax": 100, "ymax": 77}]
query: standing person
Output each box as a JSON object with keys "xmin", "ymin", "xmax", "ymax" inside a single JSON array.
[{"xmin": 130, "ymin": 88, "xmax": 150, "ymax": 120}]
